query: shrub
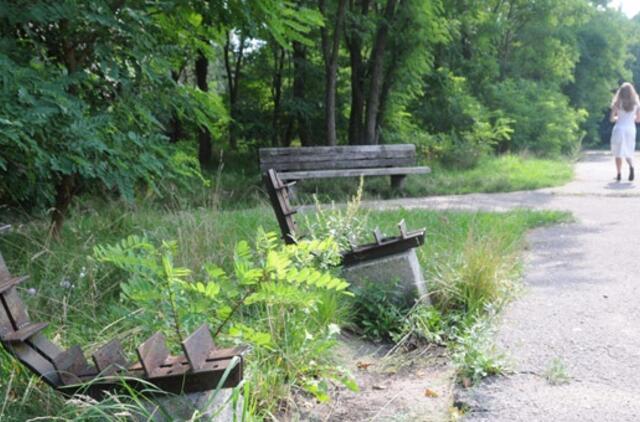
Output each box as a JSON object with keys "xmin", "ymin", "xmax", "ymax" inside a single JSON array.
[
  {"xmin": 491, "ymin": 78, "xmax": 587, "ymax": 157},
  {"xmin": 429, "ymin": 232, "xmax": 519, "ymax": 316},
  {"xmin": 348, "ymin": 279, "xmax": 411, "ymax": 343},
  {"xmin": 302, "ymin": 177, "xmax": 369, "ymax": 250},
  {"xmin": 94, "ymin": 229, "xmax": 357, "ymax": 416},
  {"xmin": 451, "ymin": 314, "xmax": 506, "ymax": 386},
  {"xmin": 408, "ymin": 67, "xmax": 514, "ymax": 169}
]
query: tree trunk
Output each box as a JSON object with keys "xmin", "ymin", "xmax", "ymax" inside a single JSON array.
[
  {"xmin": 290, "ymin": 41, "xmax": 312, "ymax": 146},
  {"xmin": 169, "ymin": 69, "xmax": 184, "ymax": 143},
  {"xmin": 271, "ymin": 46, "xmax": 286, "ymax": 147},
  {"xmin": 345, "ymin": 0, "xmax": 370, "ymax": 145},
  {"xmin": 224, "ymin": 32, "xmax": 245, "ymax": 150},
  {"xmin": 364, "ymin": 0, "xmax": 398, "ymax": 145},
  {"xmin": 195, "ymin": 51, "xmax": 212, "ymax": 166},
  {"xmin": 50, "ymin": 174, "xmax": 75, "ymax": 238},
  {"xmin": 320, "ymin": 0, "xmax": 347, "ymax": 146}
]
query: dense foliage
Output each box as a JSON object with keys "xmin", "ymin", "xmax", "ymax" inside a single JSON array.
[{"xmin": 2, "ymin": 1, "xmax": 640, "ymax": 230}]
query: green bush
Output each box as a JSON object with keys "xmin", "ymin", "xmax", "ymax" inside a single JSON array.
[
  {"xmin": 491, "ymin": 79, "xmax": 587, "ymax": 157},
  {"xmin": 406, "ymin": 68, "xmax": 514, "ymax": 169},
  {"xmin": 94, "ymin": 229, "xmax": 357, "ymax": 415},
  {"xmin": 348, "ymin": 279, "xmax": 412, "ymax": 343},
  {"xmin": 451, "ymin": 313, "xmax": 506, "ymax": 386},
  {"xmin": 429, "ymin": 231, "xmax": 519, "ymax": 316}
]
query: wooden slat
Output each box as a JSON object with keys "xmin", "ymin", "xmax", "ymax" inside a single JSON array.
[
  {"xmin": 260, "ymin": 148, "xmax": 414, "ymax": 161},
  {"xmin": 2, "ymin": 287, "xmax": 29, "ymax": 328},
  {"xmin": 2, "ymin": 321, "xmax": 48, "ymax": 342},
  {"xmin": 53, "ymin": 345, "xmax": 96, "ymax": 385},
  {"xmin": 264, "ymin": 170, "xmax": 298, "ymax": 244},
  {"xmin": 0, "ymin": 252, "xmax": 10, "ymax": 282},
  {"xmin": 260, "ymin": 157, "xmax": 415, "ymax": 172},
  {"xmin": 136, "ymin": 332, "xmax": 170, "ymax": 378},
  {"xmin": 0, "ymin": 298, "xmax": 13, "ymax": 338},
  {"xmin": 0, "ymin": 276, "xmax": 29, "ymax": 294},
  {"xmin": 182, "ymin": 324, "xmax": 216, "ymax": 372},
  {"xmin": 28, "ymin": 333, "xmax": 63, "ymax": 362},
  {"xmin": 259, "ymin": 144, "xmax": 415, "ymax": 157},
  {"xmin": 260, "ymin": 150, "xmax": 414, "ymax": 164},
  {"xmin": 9, "ymin": 342, "xmax": 61, "ymax": 387},
  {"xmin": 92, "ymin": 339, "xmax": 128, "ymax": 375},
  {"xmin": 279, "ymin": 166, "xmax": 431, "ymax": 181}
]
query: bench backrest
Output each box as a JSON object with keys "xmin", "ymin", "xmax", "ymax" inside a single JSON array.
[{"xmin": 259, "ymin": 144, "xmax": 417, "ymax": 172}]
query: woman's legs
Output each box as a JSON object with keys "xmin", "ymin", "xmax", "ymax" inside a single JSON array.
[
  {"xmin": 616, "ymin": 157, "xmax": 623, "ymax": 178},
  {"xmin": 627, "ymin": 157, "xmax": 635, "ymax": 181}
]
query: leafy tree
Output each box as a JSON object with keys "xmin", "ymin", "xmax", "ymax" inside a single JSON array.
[{"xmin": 0, "ymin": 1, "xmax": 214, "ymax": 235}]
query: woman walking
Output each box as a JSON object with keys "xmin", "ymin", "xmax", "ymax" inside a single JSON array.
[{"xmin": 610, "ymin": 82, "xmax": 640, "ymax": 181}]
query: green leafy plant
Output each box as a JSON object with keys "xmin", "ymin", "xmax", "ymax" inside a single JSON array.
[
  {"xmin": 394, "ymin": 305, "xmax": 447, "ymax": 346},
  {"xmin": 349, "ymin": 279, "xmax": 411, "ymax": 343},
  {"xmin": 94, "ymin": 229, "xmax": 356, "ymax": 414},
  {"xmin": 451, "ymin": 315, "xmax": 506, "ymax": 386},
  {"xmin": 303, "ymin": 177, "xmax": 370, "ymax": 251},
  {"xmin": 544, "ymin": 358, "xmax": 571, "ymax": 385}
]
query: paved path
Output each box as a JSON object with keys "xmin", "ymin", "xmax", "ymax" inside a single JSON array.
[{"xmin": 372, "ymin": 151, "xmax": 640, "ymax": 421}]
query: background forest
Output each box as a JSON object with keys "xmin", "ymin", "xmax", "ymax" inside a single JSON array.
[
  {"xmin": 2, "ymin": 0, "xmax": 640, "ymax": 229},
  {"xmin": 1, "ymin": 1, "xmax": 639, "ymax": 420}
]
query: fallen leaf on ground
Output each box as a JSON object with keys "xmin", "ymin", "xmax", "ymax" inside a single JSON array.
[
  {"xmin": 372, "ymin": 385, "xmax": 386, "ymax": 390},
  {"xmin": 424, "ymin": 388, "xmax": 439, "ymax": 398},
  {"xmin": 357, "ymin": 361, "xmax": 373, "ymax": 370},
  {"xmin": 462, "ymin": 377, "xmax": 472, "ymax": 388}
]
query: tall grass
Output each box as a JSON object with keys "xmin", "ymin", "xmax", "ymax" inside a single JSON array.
[{"xmin": 0, "ymin": 196, "xmax": 570, "ymax": 419}]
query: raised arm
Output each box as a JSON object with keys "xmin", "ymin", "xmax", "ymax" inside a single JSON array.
[{"xmin": 610, "ymin": 107, "xmax": 618, "ymax": 123}]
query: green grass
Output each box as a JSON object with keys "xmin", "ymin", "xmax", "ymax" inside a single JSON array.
[
  {"xmin": 290, "ymin": 154, "xmax": 574, "ymax": 203},
  {"xmin": 0, "ymin": 201, "xmax": 570, "ymax": 420},
  {"xmin": 407, "ymin": 154, "xmax": 574, "ymax": 196}
]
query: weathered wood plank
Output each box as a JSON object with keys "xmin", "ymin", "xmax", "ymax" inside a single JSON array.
[
  {"xmin": 28, "ymin": 333, "xmax": 63, "ymax": 362},
  {"xmin": 2, "ymin": 287, "xmax": 30, "ymax": 328},
  {"xmin": 279, "ymin": 166, "xmax": 431, "ymax": 180},
  {"xmin": 0, "ymin": 276, "xmax": 29, "ymax": 294},
  {"xmin": 259, "ymin": 144, "xmax": 414, "ymax": 157},
  {"xmin": 182, "ymin": 324, "xmax": 216, "ymax": 372},
  {"xmin": 92, "ymin": 339, "xmax": 129, "ymax": 375},
  {"xmin": 9, "ymin": 342, "xmax": 61, "ymax": 387},
  {"xmin": 136, "ymin": 332, "xmax": 170, "ymax": 378},
  {"xmin": 0, "ymin": 252, "xmax": 10, "ymax": 282},
  {"xmin": 0, "ymin": 298, "xmax": 13, "ymax": 338},
  {"xmin": 260, "ymin": 148, "xmax": 414, "ymax": 161},
  {"xmin": 260, "ymin": 158, "xmax": 415, "ymax": 172},
  {"xmin": 53, "ymin": 345, "xmax": 96, "ymax": 385},
  {"xmin": 2, "ymin": 321, "xmax": 48, "ymax": 342},
  {"xmin": 264, "ymin": 169, "xmax": 298, "ymax": 244},
  {"xmin": 260, "ymin": 154, "xmax": 415, "ymax": 166}
]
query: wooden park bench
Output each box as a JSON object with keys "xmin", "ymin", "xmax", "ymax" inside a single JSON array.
[
  {"xmin": 0, "ymin": 225, "xmax": 245, "ymax": 399},
  {"xmin": 259, "ymin": 144, "xmax": 431, "ymax": 189},
  {"xmin": 263, "ymin": 169, "xmax": 425, "ymax": 264}
]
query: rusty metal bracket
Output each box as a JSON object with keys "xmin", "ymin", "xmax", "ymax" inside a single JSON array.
[{"xmin": 0, "ymin": 246, "xmax": 246, "ymax": 399}]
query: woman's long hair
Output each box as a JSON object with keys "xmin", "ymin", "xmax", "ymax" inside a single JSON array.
[{"xmin": 612, "ymin": 82, "xmax": 640, "ymax": 112}]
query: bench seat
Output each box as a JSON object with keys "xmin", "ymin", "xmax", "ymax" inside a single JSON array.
[{"xmin": 278, "ymin": 166, "xmax": 431, "ymax": 181}]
